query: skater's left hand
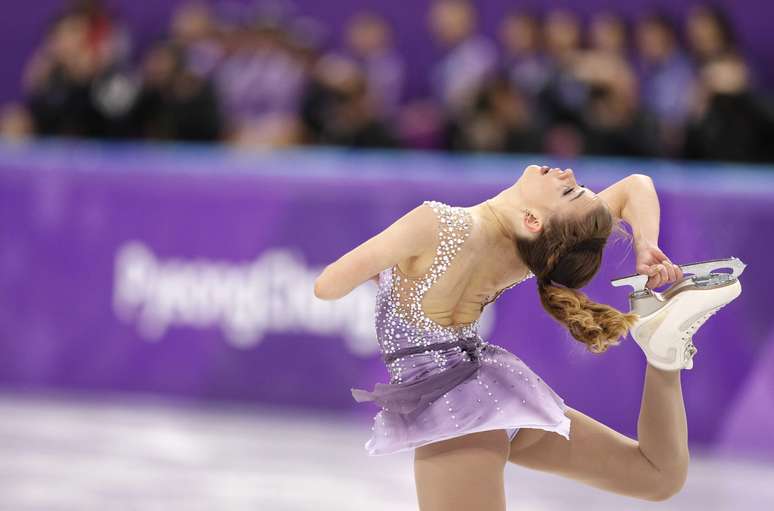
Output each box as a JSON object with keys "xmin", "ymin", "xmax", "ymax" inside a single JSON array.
[{"xmin": 635, "ymin": 239, "xmax": 684, "ymax": 289}]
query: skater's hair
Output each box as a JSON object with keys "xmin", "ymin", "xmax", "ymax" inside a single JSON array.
[{"xmin": 515, "ymin": 203, "xmax": 639, "ymax": 354}]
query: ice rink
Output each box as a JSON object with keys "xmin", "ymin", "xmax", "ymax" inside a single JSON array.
[{"xmin": 2, "ymin": 392, "xmax": 772, "ymax": 511}]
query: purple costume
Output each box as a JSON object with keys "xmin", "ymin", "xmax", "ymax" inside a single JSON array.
[{"xmin": 351, "ymin": 200, "xmax": 572, "ymax": 455}]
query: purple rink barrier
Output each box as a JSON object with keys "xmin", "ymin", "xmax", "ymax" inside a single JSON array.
[{"xmin": 1, "ymin": 140, "xmax": 773, "ymax": 460}]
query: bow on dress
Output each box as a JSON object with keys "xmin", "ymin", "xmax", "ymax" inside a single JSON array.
[{"xmin": 350, "ymin": 334, "xmax": 485, "ymax": 415}]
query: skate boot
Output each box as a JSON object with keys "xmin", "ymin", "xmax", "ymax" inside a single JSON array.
[{"xmin": 611, "ymin": 257, "xmax": 746, "ymax": 371}]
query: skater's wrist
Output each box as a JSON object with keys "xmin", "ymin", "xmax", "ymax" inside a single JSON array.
[{"xmin": 634, "ymin": 233, "xmax": 658, "ymax": 248}]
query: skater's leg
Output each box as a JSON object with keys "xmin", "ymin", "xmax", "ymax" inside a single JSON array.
[
  {"xmin": 414, "ymin": 429, "xmax": 510, "ymax": 511},
  {"xmin": 508, "ymin": 364, "xmax": 688, "ymax": 502}
]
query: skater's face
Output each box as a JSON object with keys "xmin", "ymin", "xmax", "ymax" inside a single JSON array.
[{"xmin": 517, "ymin": 164, "xmax": 600, "ymax": 234}]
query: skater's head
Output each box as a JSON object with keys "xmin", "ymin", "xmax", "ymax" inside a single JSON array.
[
  {"xmin": 513, "ymin": 164, "xmax": 601, "ymax": 224},
  {"xmin": 510, "ymin": 164, "xmax": 612, "ymax": 291},
  {"xmin": 508, "ymin": 164, "xmax": 638, "ymax": 353}
]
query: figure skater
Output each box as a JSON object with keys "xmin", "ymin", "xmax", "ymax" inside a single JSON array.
[{"xmin": 314, "ymin": 164, "xmax": 741, "ymax": 509}]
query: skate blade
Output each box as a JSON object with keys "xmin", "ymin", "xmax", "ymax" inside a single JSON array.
[{"xmin": 610, "ymin": 256, "xmax": 747, "ymax": 295}]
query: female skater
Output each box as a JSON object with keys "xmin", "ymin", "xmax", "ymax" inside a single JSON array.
[{"xmin": 314, "ymin": 164, "xmax": 732, "ymax": 508}]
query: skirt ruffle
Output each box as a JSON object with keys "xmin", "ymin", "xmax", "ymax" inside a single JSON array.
[{"xmin": 359, "ymin": 343, "xmax": 572, "ymax": 456}]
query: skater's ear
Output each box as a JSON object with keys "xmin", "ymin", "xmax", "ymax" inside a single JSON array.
[{"xmin": 314, "ymin": 203, "xmax": 438, "ymax": 300}]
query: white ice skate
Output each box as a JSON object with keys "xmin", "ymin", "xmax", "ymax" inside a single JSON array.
[{"xmin": 610, "ymin": 257, "xmax": 746, "ymax": 371}]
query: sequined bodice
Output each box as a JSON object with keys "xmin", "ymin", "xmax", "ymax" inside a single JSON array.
[{"xmin": 374, "ymin": 200, "xmax": 534, "ymax": 383}]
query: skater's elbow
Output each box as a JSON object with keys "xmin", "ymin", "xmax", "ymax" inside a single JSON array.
[{"xmin": 629, "ymin": 173, "xmax": 653, "ymax": 183}]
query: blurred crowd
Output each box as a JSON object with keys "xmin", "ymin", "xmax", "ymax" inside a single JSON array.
[{"xmin": 2, "ymin": 0, "xmax": 773, "ymax": 163}]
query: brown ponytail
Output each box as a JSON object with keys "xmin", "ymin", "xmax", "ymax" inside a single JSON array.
[{"xmin": 515, "ymin": 204, "xmax": 639, "ymax": 353}]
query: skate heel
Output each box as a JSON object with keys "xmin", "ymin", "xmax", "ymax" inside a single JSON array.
[{"xmin": 610, "ymin": 257, "xmax": 747, "ymax": 371}]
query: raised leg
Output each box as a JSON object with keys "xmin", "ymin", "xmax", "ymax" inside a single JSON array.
[
  {"xmin": 508, "ymin": 364, "xmax": 689, "ymax": 501},
  {"xmin": 414, "ymin": 429, "xmax": 510, "ymax": 511}
]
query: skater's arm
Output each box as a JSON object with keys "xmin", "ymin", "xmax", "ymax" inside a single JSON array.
[
  {"xmin": 314, "ymin": 203, "xmax": 437, "ymax": 300},
  {"xmin": 620, "ymin": 174, "xmax": 660, "ymax": 246},
  {"xmin": 597, "ymin": 174, "xmax": 659, "ymax": 244},
  {"xmin": 596, "ymin": 174, "xmax": 637, "ymax": 221}
]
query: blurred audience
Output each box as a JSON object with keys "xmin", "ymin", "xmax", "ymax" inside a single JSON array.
[
  {"xmin": 574, "ymin": 52, "xmax": 660, "ymax": 157},
  {"xmin": 589, "ymin": 11, "xmax": 629, "ymax": 57},
  {"xmin": 498, "ymin": 11, "xmax": 549, "ymax": 101},
  {"xmin": 4, "ymin": 0, "xmax": 773, "ymax": 163},
  {"xmin": 130, "ymin": 41, "xmax": 222, "ymax": 141},
  {"xmin": 538, "ymin": 9, "xmax": 587, "ymax": 124},
  {"xmin": 299, "ymin": 53, "xmax": 397, "ymax": 148},
  {"xmin": 634, "ymin": 13, "xmax": 696, "ymax": 155},
  {"xmin": 24, "ymin": 11, "xmax": 114, "ymax": 137},
  {"xmin": 169, "ymin": 1, "xmax": 224, "ymax": 78},
  {"xmin": 686, "ymin": 4, "xmax": 738, "ymax": 65},
  {"xmin": 684, "ymin": 54, "xmax": 774, "ymax": 162},
  {"xmin": 445, "ymin": 73, "xmax": 543, "ymax": 154},
  {"xmin": 428, "ymin": 0, "xmax": 498, "ymax": 115},
  {"xmin": 0, "ymin": 103, "xmax": 34, "ymax": 142},
  {"xmin": 215, "ymin": 19, "xmax": 305, "ymax": 145},
  {"xmin": 344, "ymin": 12, "xmax": 405, "ymax": 120}
]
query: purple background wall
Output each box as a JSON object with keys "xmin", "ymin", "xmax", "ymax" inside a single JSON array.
[
  {"xmin": 1, "ymin": 0, "xmax": 772, "ymax": 104},
  {"xmin": 1, "ymin": 140, "xmax": 773, "ymax": 461}
]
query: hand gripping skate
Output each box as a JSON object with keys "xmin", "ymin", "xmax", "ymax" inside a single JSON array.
[{"xmin": 610, "ymin": 257, "xmax": 746, "ymax": 371}]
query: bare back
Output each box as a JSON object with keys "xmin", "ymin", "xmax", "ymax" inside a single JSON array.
[{"xmin": 392, "ymin": 201, "xmax": 533, "ymax": 329}]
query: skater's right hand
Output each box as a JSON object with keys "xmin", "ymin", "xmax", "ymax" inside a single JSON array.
[{"xmin": 635, "ymin": 239, "xmax": 684, "ymax": 289}]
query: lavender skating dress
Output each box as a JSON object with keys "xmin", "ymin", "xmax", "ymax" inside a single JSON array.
[{"xmin": 351, "ymin": 201, "xmax": 572, "ymax": 456}]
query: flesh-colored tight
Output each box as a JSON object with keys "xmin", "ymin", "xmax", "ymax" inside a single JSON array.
[{"xmin": 413, "ymin": 364, "xmax": 689, "ymax": 510}]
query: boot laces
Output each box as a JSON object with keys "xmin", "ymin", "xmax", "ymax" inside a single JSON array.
[{"xmin": 679, "ymin": 303, "xmax": 728, "ymax": 365}]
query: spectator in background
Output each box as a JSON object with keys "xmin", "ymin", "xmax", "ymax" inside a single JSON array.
[
  {"xmin": 344, "ymin": 12, "xmax": 405, "ymax": 120},
  {"xmin": 685, "ymin": 4, "xmax": 738, "ymax": 65},
  {"xmin": 215, "ymin": 18, "xmax": 306, "ymax": 145},
  {"xmin": 284, "ymin": 14, "xmax": 329, "ymax": 80},
  {"xmin": 635, "ymin": 13, "xmax": 696, "ymax": 156},
  {"xmin": 69, "ymin": 0, "xmax": 131, "ymax": 69},
  {"xmin": 683, "ymin": 53, "xmax": 774, "ymax": 162},
  {"xmin": 130, "ymin": 41, "xmax": 222, "ymax": 141},
  {"xmin": 588, "ymin": 11, "xmax": 630, "ymax": 58},
  {"xmin": 428, "ymin": 0, "xmax": 498, "ymax": 116},
  {"xmin": 568, "ymin": 11, "xmax": 658, "ymax": 157},
  {"xmin": 573, "ymin": 54, "xmax": 660, "ymax": 157},
  {"xmin": 24, "ymin": 12, "xmax": 107, "ymax": 137},
  {"xmin": 13, "ymin": 1, "xmax": 772, "ymax": 163},
  {"xmin": 299, "ymin": 54, "xmax": 397, "ymax": 148},
  {"xmin": 680, "ymin": 4, "xmax": 774, "ymax": 162},
  {"xmin": 67, "ymin": 0, "xmax": 137, "ymax": 136},
  {"xmin": 169, "ymin": 1, "xmax": 224, "ymax": 78},
  {"xmin": 23, "ymin": 1, "xmax": 136, "ymax": 139},
  {"xmin": 537, "ymin": 9, "xmax": 587, "ymax": 156},
  {"xmin": 446, "ymin": 73, "xmax": 543, "ymax": 154},
  {"xmin": 0, "ymin": 103, "xmax": 34, "ymax": 142},
  {"xmin": 497, "ymin": 11, "xmax": 548, "ymax": 101}
]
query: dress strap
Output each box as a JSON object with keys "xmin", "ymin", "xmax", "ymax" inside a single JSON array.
[{"xmin": 419, "ymin": 200, "xmax": 473, "ymax": 289}]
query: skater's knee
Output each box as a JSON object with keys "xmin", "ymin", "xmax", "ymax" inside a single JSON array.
[
  {"xmin": 644, "ymin": 464, "xmax": 688, "ymax": 501},
  {"xmin": 646, "ymin": 481, "xmax": 684, "ymax": 502}
]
